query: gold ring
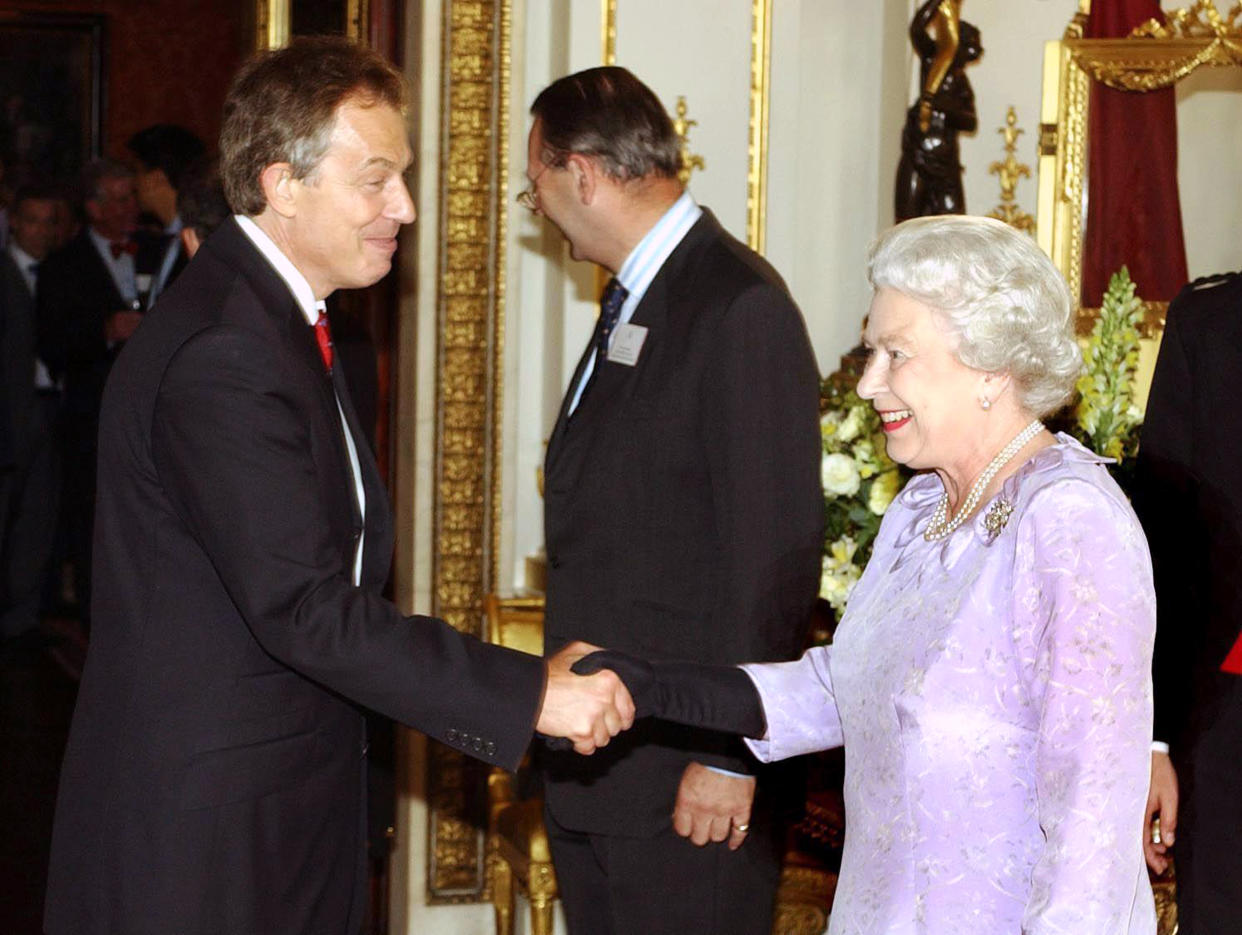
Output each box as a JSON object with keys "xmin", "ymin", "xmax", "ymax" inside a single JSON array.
[{"xmin": 734, "ymin": 822, "xmax": 750, "ymax": 833}]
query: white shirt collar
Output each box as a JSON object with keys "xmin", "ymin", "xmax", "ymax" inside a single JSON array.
[
  {"xmin": 234, "ymin": 215, "xmax": 324, "ymax": 324},
  {"xmin": 6, "ymin": 241, "xmax": 38, "ymax": 293}
]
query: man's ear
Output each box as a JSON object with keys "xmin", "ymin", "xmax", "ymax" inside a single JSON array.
[
  {"xmin": 259, "ymin": 163, "xmax": 298, "ymax": 218},
  {"xmin": 180, "ymin": 227, "xmax": 201, "ymax": 259},
  {"xmin": 565, "ymin": 153, "xmax": 597, "ymax": 206}
]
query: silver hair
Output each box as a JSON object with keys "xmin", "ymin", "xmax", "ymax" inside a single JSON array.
[{"xmin": 867, "ymin": 215, "xmax": 1083, "ymax": 417}]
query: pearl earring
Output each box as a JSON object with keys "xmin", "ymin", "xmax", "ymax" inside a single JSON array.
[{"xmin": 980, "ymin": 397, "xmax": 992, "ymax": 411}]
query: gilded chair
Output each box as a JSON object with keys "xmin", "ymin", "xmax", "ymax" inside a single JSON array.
[{"xmin": 484, "ymin": 594, "xmax": 557, "ymax": 935}]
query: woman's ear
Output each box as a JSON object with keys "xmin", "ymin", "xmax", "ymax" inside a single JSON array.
[{"xmin": 981, "ymin": 370, "xmax": 1013, "ymax": 403}]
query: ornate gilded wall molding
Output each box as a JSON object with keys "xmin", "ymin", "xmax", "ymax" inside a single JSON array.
[
  {"xmin": 426, "ymin": 0, "xmax": 509, "ymax": 903},
  {"xmin": 602, "ymin": 0, "xmax": 617, "ymax": 64},
  {"xmin": 747, "ymin": 0, "xmax": 773, "ymax": 253},
  {"xmin": 987, "ymin": 107, "xmax": 1035, "ymax": 234},
  {"xmin": 1134, "ymin": 0, "xmax": 1242, "ymax": 39}
]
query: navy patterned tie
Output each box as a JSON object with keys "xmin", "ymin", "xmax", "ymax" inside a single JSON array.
[
  {"xmin": 576, "ymin": 277, "xmax": 628, "ymax": 411},
  {"xmin": 596, "ymin": 277, "xmax": 628, "ymax": 356}
]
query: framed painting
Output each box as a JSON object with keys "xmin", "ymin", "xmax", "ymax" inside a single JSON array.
[{"xmin": 0, "ymin": 11, "xmax": 104, "ymax": 189}]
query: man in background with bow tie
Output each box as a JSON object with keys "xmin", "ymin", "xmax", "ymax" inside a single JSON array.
[
  {"xmin": 36, "ymin": 159, "xmax": 161, "ymax": 628},
  {"xmin": 524, "ymin": 67, "xmax": 824, "ymax": 934},
  {"xmin": 44, "ymin": 37, "xmax": 632, "ymax": 935}
]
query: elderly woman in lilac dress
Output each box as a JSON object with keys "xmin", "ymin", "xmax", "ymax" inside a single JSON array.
[{"xmin": 579, "ymin": 215, "xmax": 1157, "ymax": 934}]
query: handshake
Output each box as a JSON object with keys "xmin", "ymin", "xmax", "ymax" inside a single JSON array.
[
  {"xmin": 534, "ymin": 641, "xmax": 635, "ymax": 755},
  {"xmin": 532, "ymin": 642, "xmax": 767, "ymax": 755}
]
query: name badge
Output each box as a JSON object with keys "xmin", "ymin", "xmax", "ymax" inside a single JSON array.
[{"xmin": 607, "ymin": 323, "xmax": 648, "ymax": 366}]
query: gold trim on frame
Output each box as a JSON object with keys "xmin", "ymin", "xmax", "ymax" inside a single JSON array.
[
  {"xmin": 1036, "ymin": 6, "xmax": 1242, "ymax": 305},
  {"xmin": 346, "ymin": 0, "xmax": 370, "ymax": 42},
  {"xmin": 255, "ymin": 0, "xmax": 290, "ymax": 49},
  {"xmin": 426, "ymin": 0, "xmax": 510, "ymax": 903},
  {"xmin": 747, "ymin": 0, "xmax": 772, "ymax": 254},
  {"xmin": 602, "ymin": 0, "xmax": 617, "ymax": 65}
]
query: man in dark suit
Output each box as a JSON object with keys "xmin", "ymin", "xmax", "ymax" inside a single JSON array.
[
  {"xmin": 36, "ymin": 159, "xmax": 157, "ymax": 623},
  {"xmin": 525, "ymin": 67, "xmax": 824, "ymax": 934},
  {"xmin": 1135, "ymin": 270, "xmax": 1242, "ymax": 934},
  {"xmin": 0, "ymin": 184, "xmax": 61, "ymax": 640},
  {"xmin": 127, "ymin": 123, "xmax": 207, "ymax": 305},
  {"xmin": 44, "ymin": 37, "xmax": 631, "ymax": 935}
]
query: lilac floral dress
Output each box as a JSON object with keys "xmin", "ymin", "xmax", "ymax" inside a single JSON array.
[{"xmin": 743, "ymin": 435, "xmax": 1157, "ymax": 934}]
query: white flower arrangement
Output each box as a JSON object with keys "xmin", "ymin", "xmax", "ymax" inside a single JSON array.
[{"xmin": 819, "ymin": 380, "xmax": 907, "ymax": 616}]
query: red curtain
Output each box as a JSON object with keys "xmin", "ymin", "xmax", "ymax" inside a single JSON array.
[{"xmin": 1082, "ymin": 0, "xmax": 1188, "ymax": 306}]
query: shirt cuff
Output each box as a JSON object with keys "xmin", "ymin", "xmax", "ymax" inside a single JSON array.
[
  {"xmin": 1151, "ymin": 741, "xmax": 1170, "ymax": 755},
  {"xmin": 703, "ymin": 765, "xmax": 751, "ymax": 779}
]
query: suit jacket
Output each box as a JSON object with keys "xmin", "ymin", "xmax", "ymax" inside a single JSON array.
[
  {"xmin": 1133, "ymin": 271, "xmax": 1242, "ymax": 763},
  {"xmin": 45, "ymin": 218, "xmax": 545, "ymax": 935},
  {"xmin": 541, "ymin": 209, "xmax": 824, "ymax": 837}
]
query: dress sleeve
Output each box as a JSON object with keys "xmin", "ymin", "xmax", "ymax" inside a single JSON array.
[
  {"xmin": 1016, "ymin": 479, "xmax": 1156, "ymax": 934},
  {"xmin": 741, "ymin": 645, "xmax": 843, "ymax": 762}
]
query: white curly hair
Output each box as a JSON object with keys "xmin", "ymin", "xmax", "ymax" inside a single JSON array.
[{"xmin": 867, "ymin": 215, "xmax": 1083, "ymax": 417}]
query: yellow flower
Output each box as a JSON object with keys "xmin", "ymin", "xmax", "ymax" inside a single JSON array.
[{"xmin": 868, "ymin": 469, "xmax": 901, "ymax": 516}]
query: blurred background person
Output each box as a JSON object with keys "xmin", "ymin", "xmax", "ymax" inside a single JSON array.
[
  {"xmin": 36, "ymin": 159, "xmax": 155, "ymax": 629},
  {"xmin": 1, "ymin": 182, "xmax": 63, "ymax": 643},
  {"xmin": 126, "ymin": 124, "xmax": 206, "ymax": 305}
]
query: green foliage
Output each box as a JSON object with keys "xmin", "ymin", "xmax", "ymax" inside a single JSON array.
[{"xmin": 1073, "ymin": 267, "xmax": 1144, "ymax": 462}]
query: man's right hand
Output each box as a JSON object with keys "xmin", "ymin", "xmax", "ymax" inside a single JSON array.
[
  {"xmin": 1144, "ymin": 750, "xmax": 1179, "ymax": 875},
  {"xmin": 106, "ymin": 309, "xmax": 143, "ymax": 344},
  {"xmin": 536, "ymin": 641, "xmax": 635, "ymax": 755}
]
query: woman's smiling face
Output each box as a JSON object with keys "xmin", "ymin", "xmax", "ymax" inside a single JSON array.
[{"xmin": 856, "ymin": 288, "xmax": 988, "ymax": 474}]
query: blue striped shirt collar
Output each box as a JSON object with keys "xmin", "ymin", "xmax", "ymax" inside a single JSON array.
[{"xmin": 614, "ymin": 191, "xmax": 702, "ymax": 309}]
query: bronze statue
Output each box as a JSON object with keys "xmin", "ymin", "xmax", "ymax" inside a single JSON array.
[{"xmin": 894, "ymin": 0, "xmax": 982, "ymax": 222}]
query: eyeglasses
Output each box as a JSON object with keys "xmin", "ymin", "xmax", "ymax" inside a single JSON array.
[{"xmin": 516, "ymin": 163, "xmax": 552, "ymax": 212}]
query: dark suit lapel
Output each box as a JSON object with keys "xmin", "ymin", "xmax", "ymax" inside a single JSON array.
[
  {"xmin": 206, "ymin": 220, "xmax": 371, "ymax": 573},
  {"xmin": 545, "ymin": 334, "xmax": 598, "ymax": 478},
  {"xmin": 331, "ymin": 364, "xmax": 391, "ymax": 588}
]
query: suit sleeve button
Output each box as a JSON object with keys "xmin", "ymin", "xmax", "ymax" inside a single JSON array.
[
  {"xmin": 473, "ymin": 737, "xmax": 483, "ymax": 751},
  {"xmin": 485, "ymin": 741, "xmax": 496, "ymax": 756},
  {"xmin": 447, "ymin": 729, "xmax": 459, "ymax": 743}
]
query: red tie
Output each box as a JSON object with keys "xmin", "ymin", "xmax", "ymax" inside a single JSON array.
[
  {"xmin": 1222, "ymin": 632, "xmax": 1242, "ymax": 675},
  {"xmin": 110, "ymin": 240, "xmax": 137, "ymax": 260},
  {"xmin": 313, "ymin": 309, "xmax": 334, "ymax": 373}
]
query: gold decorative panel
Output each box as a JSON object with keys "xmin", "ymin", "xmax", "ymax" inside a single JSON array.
[
  {"xmin": 426, "ymin": 0, "xmax": 510, "ymax": 903},
  {"xmin": 747, "ymin": 0, "xmax": 772, "ymax": 253},
  {"xmin": 1036, "ymin": 6, "xmax": 1242, "ymax": 306}
]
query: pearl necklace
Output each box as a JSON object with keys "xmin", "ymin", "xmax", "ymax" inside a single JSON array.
[{"xmin": 923, "ymin": 419, "xmax": 1044, "ymax": 542}]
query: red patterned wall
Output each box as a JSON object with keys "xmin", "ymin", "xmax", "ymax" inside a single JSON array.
[{"xmin": 1, "ymin": 0, "xmax": 250, "ymax": 158}]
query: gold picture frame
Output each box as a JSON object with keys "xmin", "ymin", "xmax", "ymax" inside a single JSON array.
[{"xmin": 1035, "ymin": 0, "xmax": 1242, "ymax": 329}]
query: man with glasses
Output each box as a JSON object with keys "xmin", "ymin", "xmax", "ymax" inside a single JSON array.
[{"xmin": 523, "ymin": 66, "xmax": 824, "ymax": 935}]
